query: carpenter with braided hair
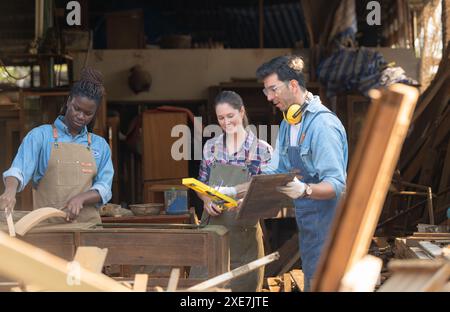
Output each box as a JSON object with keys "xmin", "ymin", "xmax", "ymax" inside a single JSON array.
[{"xmin": 1, "ymin": 68, "xmax": 114, "ymax": 223}]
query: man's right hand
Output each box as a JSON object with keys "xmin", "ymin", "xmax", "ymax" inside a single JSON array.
[{"xmin": 0, "ymin": 191, "xmax": 16, "ymax": 215}]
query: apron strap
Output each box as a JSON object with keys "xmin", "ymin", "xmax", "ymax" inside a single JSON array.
[
  {"xmin": 87, "ymin": 132, "xmax": 92, "ymax": 150},
  {"xmin": 51, "ymin": 124, "xmax": 92, "ymax": 150},
  {"xmin": 297, "ymin": 111, "xmax": 335, "ymax": 145},
  {"xmin": 51, "ymin": 124, "xmax": 59, "ymax": 147}
]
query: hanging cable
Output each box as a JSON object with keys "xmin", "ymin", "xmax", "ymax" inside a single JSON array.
[{"xmin": 0, "ymin": 58, "xmax": 32, "ymax": 81}]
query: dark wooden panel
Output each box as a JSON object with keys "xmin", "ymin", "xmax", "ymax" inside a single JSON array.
[
  {"xmin": 21, "ymin": 233, "xmax": 75, "ymax": 261},
  {"xmin": 17, "ymin": 225, "xmax": 229, "ymax": 278},
  {"xmin": 80, "ymin": 232, "xmax": 207, "ymax": 266}
]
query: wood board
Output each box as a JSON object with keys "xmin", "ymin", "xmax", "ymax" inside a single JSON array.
[
  {"xmin": 236, "ymin": 174, "xmax": 294, "ymax": 221},
  {"xmin": 378, "ymin": 260, "xmax": 450, "ymax": 292}
]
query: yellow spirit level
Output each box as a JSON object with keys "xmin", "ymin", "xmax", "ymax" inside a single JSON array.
[{"xmin": 182, "ymin": 178, "xmax": 238, "ymax": 209}]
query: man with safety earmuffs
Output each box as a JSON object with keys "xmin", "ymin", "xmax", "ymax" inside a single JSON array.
[{"xmin": 256, "ymin": 55, "xmax": 348, "ymax": 291}]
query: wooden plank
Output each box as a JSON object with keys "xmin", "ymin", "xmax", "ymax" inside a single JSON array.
[
  {"xmin": 187, "ymin": 252, "xmax": 280, "ymax": 291},
  {"xmin": 395, "ymin": 238, "xmax": 419, "ymax": 259},
  {"xmin": 418, "ymin": 241, "xmax": 443, "ymax": 258},
  {"xmin": 267, "ymin": 277, "xmax": 281, "ymax": 292},
  {"xmin": 437, "ymin": 138, "xmax": 450, "ymax": 217},
  {"xmin": 264, "ymin": 233, "xmax": 299, "ymax": 277},
  {"xmin": 166, "ymin": 268, "xmax": 180, "ymax": 292},
  {"xmin": 379, "ymin": 260, "xmax": 450, "ymax": 292},
  {"xmin": 289, "ymin": 269, "xmax": 304, "ymax": 292},
  {"xmin": 412, "ymin": 232, "xmax": 450, "ymax": 238},
  {"xmin": 388, "ymin": 259, "xmax": 447, "ymax": 272},
  {"xmin": 411, "ymin": 44, "xmax": 450, "ymax": 123},
  {"xmin": 15, "ymin": 208, "xmax": 67, "ymax": 236},
  {"xmin": 283, "ymin": 273, "xmax": 292, "ymax": 292},
  {"xmin": 133, "ymin": 274, "xmax": 148, "ymax": 292},
  {"xmin": 279, "ymin": 251, "xmax": 300, "ymax": 275},
  {"xmin": 5, "ymin": 210, "xmax": 15, "ymax": 237},
  {"xmin": 237, "ymin": 174, "xmax": 295, "ymax": 221},
  {"xmin": 73, "ymin": 246, "xmax": 108, "ymax": 273},
  {"xmin": 313, "ymin": 84, "xmax": 419, "ymax": 291},
  {"xmin": 0, "ymin": 231, "xmax": 130, "ymax": 291}
]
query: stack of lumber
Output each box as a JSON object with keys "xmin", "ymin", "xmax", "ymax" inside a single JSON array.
[
  {"xmin": 395, "ymin": 232, "xmax": 450, "ymax": 260},
  {"xmin": 265, "ymin": 269, "xmax": 304, "ymax": 292},
  {"xmin": 378, "ymin": 259, "xmax": 450, "ymax": 292},
  {"xmin": 392, "ymin": 42, "xmax": 450, "ymax": 227}
]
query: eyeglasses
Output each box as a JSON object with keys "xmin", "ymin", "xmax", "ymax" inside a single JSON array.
[{"xmin": 262, "ymin": 82, "xmax": 287, "ymax": 96}]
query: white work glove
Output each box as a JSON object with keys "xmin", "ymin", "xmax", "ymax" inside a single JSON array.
[
  {"xmin": 277, "ymin": 177, "xmax": 306, "ymax": 199},
  {"xmin": 216, "ymin": 186, "xmax": 237, "ymax": 198}
]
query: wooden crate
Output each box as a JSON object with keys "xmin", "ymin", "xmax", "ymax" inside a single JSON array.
[{"xmin": 17, "ymin": 224, "xmax": 229, "ymax": 279}]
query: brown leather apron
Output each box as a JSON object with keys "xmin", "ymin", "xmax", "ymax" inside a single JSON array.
[
  {"xmin": 206, "ymin": 162, "xmax": 265, "ymax": 292},
  {"xmin": 32, "ymin": 125, "xmax": 101, "ymax": 224}
]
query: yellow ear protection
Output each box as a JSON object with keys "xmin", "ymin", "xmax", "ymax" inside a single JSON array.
[{"xmin": 283, "ymin": 103, "xmax": 308, "ymax": 125}]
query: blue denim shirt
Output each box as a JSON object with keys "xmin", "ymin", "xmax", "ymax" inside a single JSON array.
[
  {"xmin": 3, "ymin": 116, "xmax": 113, "ymax": 204},
  {"xmin": 263, "ymin": 95, "xmax": 348, "ymax": 198}
]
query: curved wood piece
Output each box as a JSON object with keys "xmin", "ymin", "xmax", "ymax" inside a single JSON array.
[{"xmin": 15, "ymin": 207, "xmax": 67, "ymax": 236}]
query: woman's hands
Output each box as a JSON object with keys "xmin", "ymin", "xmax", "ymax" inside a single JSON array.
[{"xmin": 203, "ymin": 198, "xmax": 224, "ymax": 217}]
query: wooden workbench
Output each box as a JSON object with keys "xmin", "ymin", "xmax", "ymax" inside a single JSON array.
[
  {"xmin": 2, "ymin": 223, "xmax": 229, "ymax": 279},
  {"xmin": 101, "ymin": 213, "xmax": 191, "ymax": 224}
]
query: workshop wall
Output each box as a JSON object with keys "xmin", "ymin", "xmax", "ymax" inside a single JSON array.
[
  {"xmin": 72, "ymin": 49, "xmax": 294, "ymax": 101},
  {"xmin": 72, "ymin": 48, "xmax": 418, "ymax": 102}
]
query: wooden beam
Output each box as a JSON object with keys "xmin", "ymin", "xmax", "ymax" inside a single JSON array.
[
  {"xmin": 0, "ymin": 231, "xmax": 131, "ymax": 291},
  {"xmin": 418, "ymin": 241, "xmax": 443, "ymax": 258},
  {"xmin": 379, "ymin": 260, "xmax": 450, "ymax": 292},
  {"xmin": 267, "ymin": 277, "xmax": 281, "ymax": 292},
  {"xmin": 289, "ymin": 269, "xmax": 304, "ymax": 292},
  {"xmin": 279, "ymin": 251, "xmax": 300, "ymax": 275},
  {"xmin": 313, "ymin": 84, "xmax": 419, "ymax": 291},
  {"xmin": 264, "ymin": 233, "xmax": 298, "ymax": 277},
  {"xmin": 412, "ymin": 43, "xmax": 450, "ymax": 123},
  {"xmin": 5, "ymin": 210, "xmax": 15, "ymax": 237},
  {"xmin": 166, "ymin": 268, "xmax": 180, "ymax": 292},
  {"xmin": 133, "ymin": 274, "xmax": 148, "ymax": 292},
  {"xmin": 73, "ymin": 246, "xmax": 108, "ymax": 273},
  {"xmin": 283, "ymin": 273, "xmax": 292, "ymax": 292},
  {"xmin": 188, "ymin": 252, "xmax": 280, "ymax": 291},
  {"xmin": 15, "ymin": 208, "xmax": 66, "ymax": 236}
]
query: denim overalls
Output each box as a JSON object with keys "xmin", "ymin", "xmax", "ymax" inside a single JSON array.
[{"xmin": 278, "ymin": 103, "xmax": 347, "ymax": 291}]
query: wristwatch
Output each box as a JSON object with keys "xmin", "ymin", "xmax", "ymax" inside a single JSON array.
[{"xmin": 304, "ymin": 184, "xmax": 313, "ymax": 198}]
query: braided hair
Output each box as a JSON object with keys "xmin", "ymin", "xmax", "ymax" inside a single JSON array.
[{"xmin": 61, "ymin": 67, "xmax": 105, "ymax": 131}]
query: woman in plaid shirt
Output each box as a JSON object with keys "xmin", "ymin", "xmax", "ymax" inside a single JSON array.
[{"xmin": 196, "ymin": 90, "xmax": 272, "ymax": 292}]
